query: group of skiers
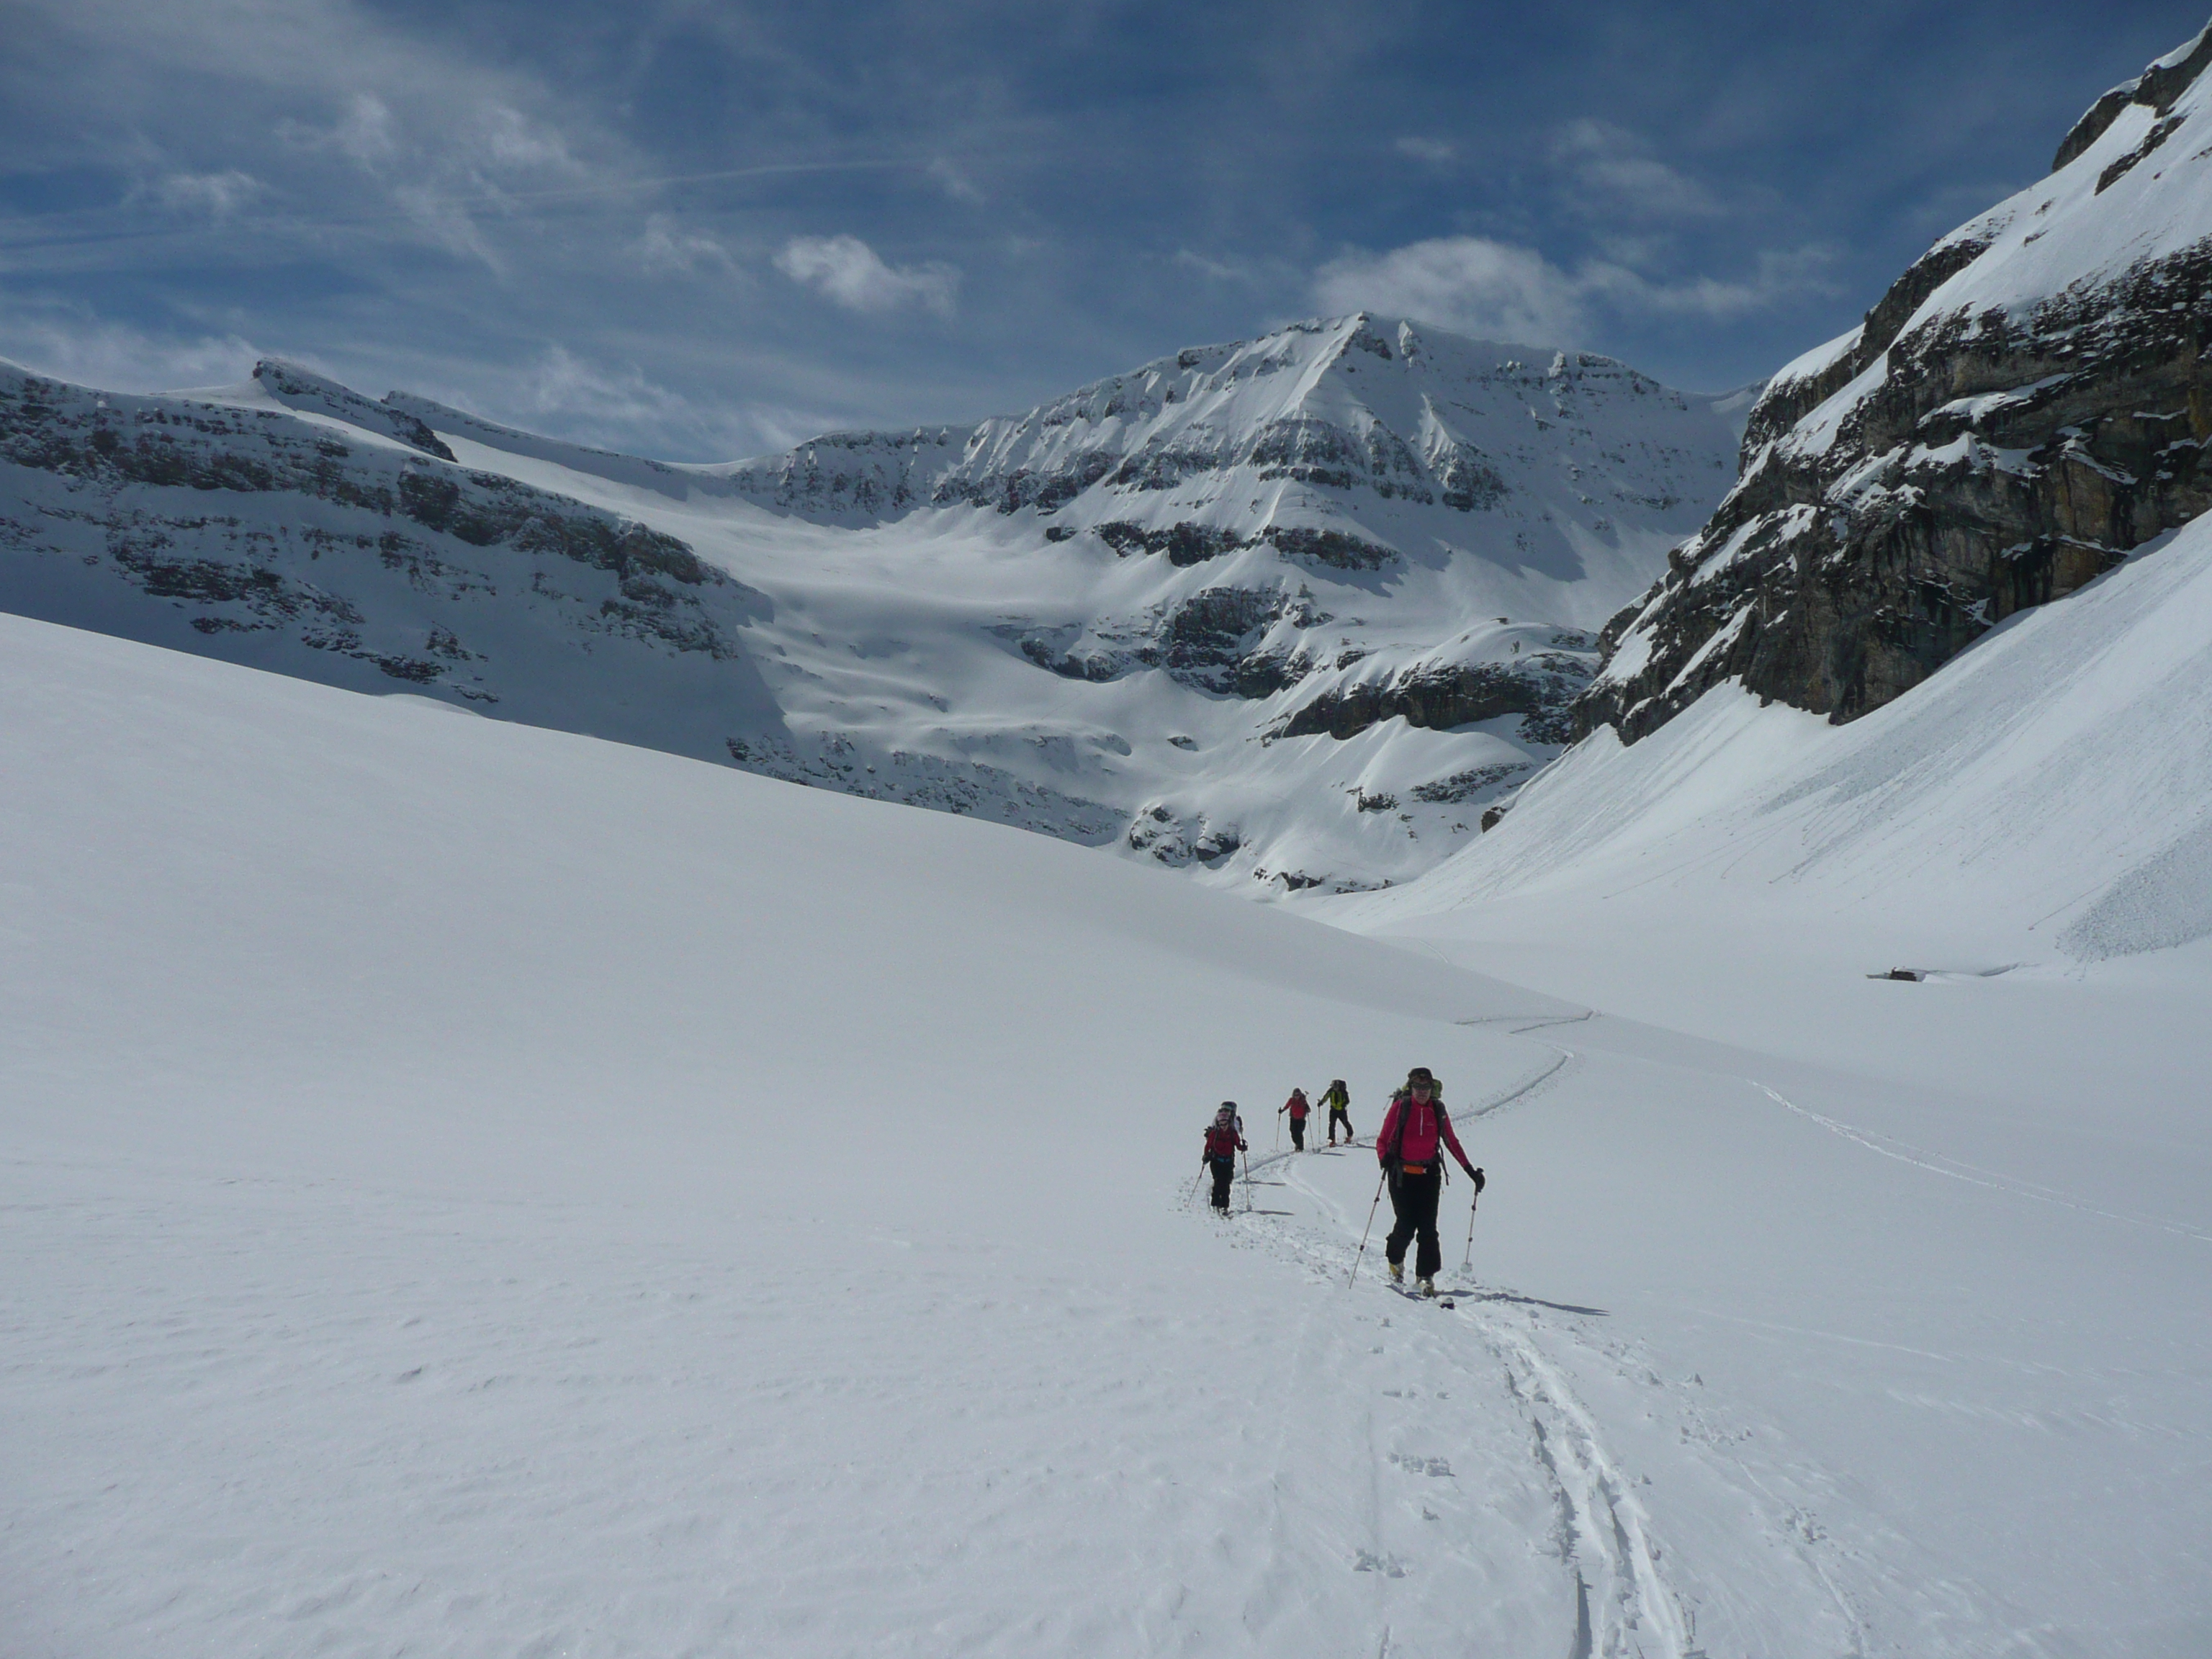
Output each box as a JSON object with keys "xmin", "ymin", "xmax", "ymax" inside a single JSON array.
[{"xmin": 1200, "ymin": 1067, "xmax": 1485, "ymax": 1298}]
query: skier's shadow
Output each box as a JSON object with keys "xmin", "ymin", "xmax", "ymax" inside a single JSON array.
[{"xmin": 1462, "ymin": 1289, "xmax": 1609, "ymax": 1317}]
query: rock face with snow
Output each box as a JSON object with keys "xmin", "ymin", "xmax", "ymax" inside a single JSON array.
[
  {"xmin": 1579, "ymin": 22, "xmax": 2212, "ymax": 742},
  {"xmin": 731, "ymin": 314, "xmax": 1735, "ymax": 734},
  {"xmin": 0, "ymin": 315, "xmax": 1739, "ymax": 890},
  {"xmin": 0, "ymin": 359, "xmax": 786, "ymax": 756}
]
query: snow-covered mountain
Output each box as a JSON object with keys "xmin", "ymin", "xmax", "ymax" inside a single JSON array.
[
  {"xmin": 0, "ymin": 315, "xmax": 1741, "ymax": 891},
  {"xmin": 1580, "ymin": 20, "xmax": 2212, "ymax": 742}
]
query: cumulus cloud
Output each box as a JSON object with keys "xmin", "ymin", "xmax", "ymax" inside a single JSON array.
[
  {"xmin": 1314, "ymin": 235, "xmax": 1835, "ymax": 344},
  {"xmin": 1315, "ymin": 237, "xmax": 1590, "ymax": 344},
  {"xmin": 774, "ymin": 235, "xmax": 958, "ymax": 318},
  {"xmin": 1394, "ymin": 136, "xmax": 1456, "ymax": 166}
]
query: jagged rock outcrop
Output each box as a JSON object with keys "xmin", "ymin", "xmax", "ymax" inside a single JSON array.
[
  {"xmin": 1275, "ymin": 641, "xmax": 1593, "ymax": 745},
  {"xmin": 1578, "ymin": 19, "xmax": 2212, "ymax": 742}
]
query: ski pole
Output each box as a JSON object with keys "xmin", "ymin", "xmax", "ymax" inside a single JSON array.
[
  {"xmin": 1460, "ymin": 1190, "xmax": 1478, "ymax": 1272},
  {"xmin": 1346, "ymin": 1171, "xmax": 1387, "ymax": 1286},
  {"xmin": 1241, "ymin": 1146, "xmax": 1253, "ymax": 1211},
  {"xmin": 1190, "ymin": 1167, "xmax": 1208, "ymax": 1208}
]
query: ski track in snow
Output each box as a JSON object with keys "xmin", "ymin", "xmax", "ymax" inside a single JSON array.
[
  {"xmin": 1750, "ymin": 1081, "xmax": 2212, "ymax": 1245},
  {"xmin": 1230, "ymin": 1132, "xmax": 1725, "ymax": 1659},
  {"xmin": 1251, "ymin": 1142, "xmax": 1704, "ymax": 1659},
  {"xmin": 1213, "ymin": 1006, "xmax": 1936, "ymax": 1659}
]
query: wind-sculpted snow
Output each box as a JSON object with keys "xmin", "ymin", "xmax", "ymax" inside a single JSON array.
[
  {"xmin": 0, "ymin": 313, "xmax": 1737, "ymax": 892},
  {"xmin": 1582, "ymin": 18, "xmax": 2212, "ymax": 742}
]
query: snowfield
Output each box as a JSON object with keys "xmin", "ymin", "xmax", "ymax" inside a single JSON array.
[{"xmin": 4, "ymin": 607, "xmax": 2209, "ymax": 1657}]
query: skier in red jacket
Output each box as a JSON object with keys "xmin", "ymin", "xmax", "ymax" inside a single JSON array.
[
  {"xmin": 1279, "ymin": 1087, "xmax": 1312, "ymax": 1151},
  {"xmin": 1375, "ymin": 1067, "xmax": 1483, "ymax": 1295},
  {"xmin": 1201, "ymin": 1103, "xmax": 1247, "ymax": 1211}
]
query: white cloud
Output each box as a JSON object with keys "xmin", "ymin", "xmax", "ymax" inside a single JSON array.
[
  {"xmin": 926, "ymin": 157, "xmax": 984, "ymax": 204},
  {"xmin": 148, "ymin": 169, "xmax": 266, "ymax": 217},
  {"xmin": 1174, "ymin": 248, "xmax": 1251, "ymax": 283},
  {"xmin": 1551, "ymin": 120, "xmax": 1723, "ymax": 221},
  {"xmin": 1578, "ymin": 243, "xmax": 1838, "ymax": 319},
  {"xmin": 1313, "ymin": 235, "xmax": 1836, "ymax": 344},
  {"xmin": 331, "ymin": 91, "xmax": 398, "ymax": 168},
  {"xmin": 1315, "ymin": 237, "xmax": 1590, "ymax": 344},
  {"xmin": 0, "ymin": 310, "xmax": 260, "ymax": 392},
  {"xmin": 500, "ymin": 345, "xmax": 795, "ymax": 459},
  {"xmin": 774, "ymin": 235, "xmax": 958, "ymax": 318},
  {"xmin": 480, "ymin": 104, "xmax": 579, "ymax": 174},
  {"xmin": 637, "ymin": 214, "xmax": 738, "ymax": 276},
  {"xmin": 1394, "ymin": 136, "xmax": 1456, "ymax": 166}
]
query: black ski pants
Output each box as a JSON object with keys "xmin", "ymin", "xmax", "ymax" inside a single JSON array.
[
  {"xmin": 1208, "ymin": 1155, "xmax": 1237, "ymax": 1209},
  {"xmin": 1289, "ymin": 1115, "xmax": 1306, "ymax": 1150},
  {"xmin": 1328, "ymin": 1106, "xmax": 1352, "ymax": 1143},
  {"xmin": 1385, "ymin": 1164, "xmax": 1444, "ymax": 1279}
]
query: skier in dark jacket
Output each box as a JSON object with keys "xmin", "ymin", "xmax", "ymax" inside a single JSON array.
[
  {"xmin": 1321, "ymin": 1079, "xmax": 1353, "ymax": 1146},
  {"xmin": 1375, "ymin": 1067, "xmax": 1483, "ymax": 1295},
  {"xmin": 1280, "ymin": 1087, "xmax": 1311, "ymax": 1151},
  {"xmin": 1202, "ymin": 1103, "xmax": 1247, "ymax": 1210}
]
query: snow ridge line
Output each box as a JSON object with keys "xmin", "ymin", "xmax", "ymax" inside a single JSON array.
[{"xmin": 1751, "ymin": 1082, "xmax": 2212, "ymax": 1244}]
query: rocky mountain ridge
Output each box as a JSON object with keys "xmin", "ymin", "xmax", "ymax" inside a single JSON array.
[
  {"xmin": 1577, "ymin": 19, "xmax": 2212, "ymax": 743},
  {"xmin": 0, "ymin": 315, "xmax": 1739, "ymax": 892}
]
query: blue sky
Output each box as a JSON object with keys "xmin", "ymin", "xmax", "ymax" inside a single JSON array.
[{"xmin": 4, "ymin": 1, "xmax": 2207, "ymax": 459}]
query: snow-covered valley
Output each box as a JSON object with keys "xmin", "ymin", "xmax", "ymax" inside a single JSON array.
[
  {"xmin": 5, "ymin": 610, "xmax": 2207, "ymax": 1658},
  {"xmin": 12, "ymin": 16, "xmax": 2212, "ymax": 1655}
]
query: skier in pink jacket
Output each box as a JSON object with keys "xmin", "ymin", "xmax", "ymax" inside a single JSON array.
[{"xmin": 1375, "ymin": 1067, "xmax": 1483, "ymax": 1295}]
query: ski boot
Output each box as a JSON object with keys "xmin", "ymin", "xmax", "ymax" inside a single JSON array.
[
  {"xmin": 1388, "ymin": 1262, "xmax": 1403, "ymax": 1285},
  {"xmin": 1417, "ymin": 1277, "xmax": 1437, "ymax": 1298}
]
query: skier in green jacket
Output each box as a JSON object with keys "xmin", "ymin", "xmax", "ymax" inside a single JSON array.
[{"xmin": 1321, "ymin": 1079, "xmax": 1353, "ymax": 1146}]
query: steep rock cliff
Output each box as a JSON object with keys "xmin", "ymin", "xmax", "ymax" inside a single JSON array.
[{"xmin": 1579, "ymin": 20, "xmax": 2212, "ymax": 742}]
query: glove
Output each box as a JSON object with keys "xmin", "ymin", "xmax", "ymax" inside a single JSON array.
[{"xmin": 1471, "ymin": 1166, "xmax": 1486, "ymax": 1193}]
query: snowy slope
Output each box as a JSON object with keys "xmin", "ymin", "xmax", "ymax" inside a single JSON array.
[
  {"xmin": 1349, "ymin": 513, "xmax": 2212, "ymax": 973},
  {"xmin": 0, "ymin": 315, "xmax": 1740, "ymax": 893},
  {"xmin": 6, "ymin": 616, "xmax": 2209, "ymax": 1658}
]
